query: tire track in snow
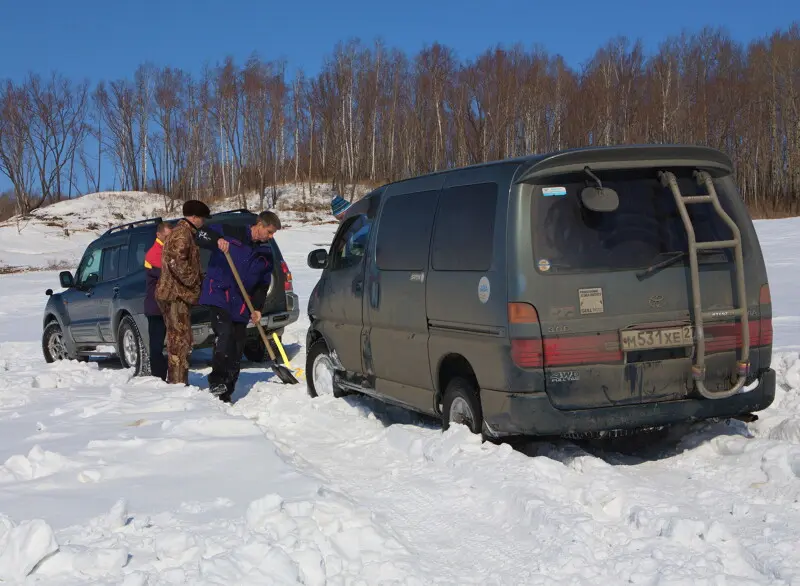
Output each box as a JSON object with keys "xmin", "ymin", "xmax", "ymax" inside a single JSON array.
[{"xmin": 236, "ymin": 380, "xmax": 800, "ymax": 585}]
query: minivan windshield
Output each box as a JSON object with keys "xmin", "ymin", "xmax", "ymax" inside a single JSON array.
[{"xmin": 532, "ymin": 168, "xmax": 736, "ymax": 274}]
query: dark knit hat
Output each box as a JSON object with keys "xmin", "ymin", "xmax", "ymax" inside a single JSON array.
[
  {"xmin": 183, "ymin": 199, "xmax": 211, "ymax": 218},
  {"xmin": 331, "ymin": 195, "xmax": 350, "ymax": 217}
]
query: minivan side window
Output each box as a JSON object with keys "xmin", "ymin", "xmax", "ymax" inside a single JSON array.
[
  {"xmin": 375, "ymin": 190, "xmax": 438, "ymax": 271},
  {"xmin": 330, "ymin": 215, "xmax": 372, "ymax": 270},
  {"xmin": 431, "ymin": 183, "xmax": 497, "ymax": 271}
]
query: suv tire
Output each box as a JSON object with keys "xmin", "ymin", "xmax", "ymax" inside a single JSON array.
[
  {"xmin": 243, "ymin": 334, "xmax": 281, "ymax": 363},
  {"xmin": 42, "ymin": 321, "xmax": 75, "ymax": 363},
  {"xmin": 442, "ymin": 377, "xmax": 483, "ymax": 434},
  {"xmin": 118, "ymin": 315, "xmax": 151, "ymax": 377},
  {"xmin": 306, "ymin": 340, "xmax": 345, "ymax": 399}
]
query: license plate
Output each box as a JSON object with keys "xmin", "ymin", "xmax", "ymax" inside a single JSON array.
[{"xmin": 620, "ymin": 326, "xmax": 693, "ymax": 351}]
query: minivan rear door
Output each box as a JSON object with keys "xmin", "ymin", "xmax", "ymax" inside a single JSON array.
[{"xmin": 523, "ymin": 164, "xmax": 763, "ymax": 410}]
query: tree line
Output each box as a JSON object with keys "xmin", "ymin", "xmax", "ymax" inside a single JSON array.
[{"xmin": 1, "ymin": 24, "xmax": 798, "ymax": 217}]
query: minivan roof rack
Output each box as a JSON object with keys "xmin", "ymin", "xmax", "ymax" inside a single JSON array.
[{"xmin": 103, "ymin": 217, "xmax": 163, "ymax": 235}]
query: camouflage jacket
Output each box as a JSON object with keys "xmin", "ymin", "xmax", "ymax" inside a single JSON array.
[{"xmin": 155, "ymin": 219, "xmax": 202, "ymax": 305}]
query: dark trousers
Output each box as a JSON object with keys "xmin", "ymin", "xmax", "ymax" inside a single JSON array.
[
  {"xmin": 147, "ymin": 315, "xmax": 168, "ymax": 381},
  {"xmin": 208, "ymin": 307, "xmax": 247, "ymax": 400}
]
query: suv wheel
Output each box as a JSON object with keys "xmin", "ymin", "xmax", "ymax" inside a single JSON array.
[
  {"xmin": 306, "ymin": 340, "xmax": 345, "ymax": 399},
  {"xmin": 243, "ymin": 334, "xmax": 281, "ymax": 363},
  {"xmin": 42, "ymin": 321, "xmax": 74, "ymax": 363},
  {"xmin": 118, "ymin": 315, "xmax": 151, "ymax": 377},
  {"xmin": 442, "ymin": 377, "xmax": 483, "ymax": 434}
]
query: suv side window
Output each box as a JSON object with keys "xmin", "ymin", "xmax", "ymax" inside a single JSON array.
[
  {"xmin": 77, "ymin": 248, "xmax": 103, "ymax": 286},
  {"xmin": 376, "ymin": 190, "xmax": 438, "ymax": 271},
  {"xmin": 97, "ymin": 240, "xmax": 129, "ymax": 282},
  {"xmin": 431, "ymin": 183, "xmax": 497, "ymax": 271},
  {"xmin": 330, "ymin": 215, "xmax": 372, "ymax": 271},
  {"xmin": 101, "ymin": 245, "xmax": 121, "ymax": 282},
  {"xmin": 128, "ymin": 231, "xmax": 155, "ymax": 275}
]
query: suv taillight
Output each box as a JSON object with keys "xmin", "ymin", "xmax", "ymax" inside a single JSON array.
[{"xmin": 281, "ymin": 260, "xmax": 293, "ymax": 292}]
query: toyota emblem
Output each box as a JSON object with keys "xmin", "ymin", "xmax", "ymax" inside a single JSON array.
[{"xmin": 649, "ymin": 295, "xmax": 664, "ymax": 308}]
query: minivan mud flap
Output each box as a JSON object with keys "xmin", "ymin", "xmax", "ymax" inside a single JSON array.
[{"xmin": 659, "ymin": 170, "xmax": 749, "ymax": 399}]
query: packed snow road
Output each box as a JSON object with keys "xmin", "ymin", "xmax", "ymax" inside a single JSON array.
[{"xmin": 0, "ymin": 221, "xmax": 799, "ymax": 584}]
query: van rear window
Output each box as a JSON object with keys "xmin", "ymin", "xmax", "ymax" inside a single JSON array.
[{"xmin": 532, "ymin": 168, "xmax": 736, "ymax": 274}]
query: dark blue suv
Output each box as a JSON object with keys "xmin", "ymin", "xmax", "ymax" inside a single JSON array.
[{"xmin": 41, "ymin": 209, "xmax": 299, "ymax": 375}]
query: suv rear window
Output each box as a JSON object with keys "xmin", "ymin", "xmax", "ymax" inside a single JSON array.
[{"xmin": 532, "ymin": 168, "xmax": 736, "ymax": 274}]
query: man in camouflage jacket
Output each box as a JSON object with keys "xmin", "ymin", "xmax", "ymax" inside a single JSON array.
[{"xmin": 155, "ymin": 200, "xmax": 211, "ymax": 385}]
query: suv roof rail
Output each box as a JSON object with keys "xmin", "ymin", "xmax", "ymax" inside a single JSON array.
[
  {"xmin": 103, "ymin": 217, "xmax": 163, "ymax": 236},
  {"xmin": 215, "ymin": 208, "xmax": 253, "ymax": 215}
]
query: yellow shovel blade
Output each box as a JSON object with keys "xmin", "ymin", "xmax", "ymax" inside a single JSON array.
[{"xmin": 271, "ymin": 332, "xmax": 305, "ymax": 380}]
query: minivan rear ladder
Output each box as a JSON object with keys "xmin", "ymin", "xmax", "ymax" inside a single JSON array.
[{"xmin": 658, "ymin": 170, "xmax": 750, "ymax": 399}]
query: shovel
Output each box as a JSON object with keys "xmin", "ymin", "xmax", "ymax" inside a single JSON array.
[{"xmin": 223, "ymin": 250, "xmax": 299, "ymax": 385}]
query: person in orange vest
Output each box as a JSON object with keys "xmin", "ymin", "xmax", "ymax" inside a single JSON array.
[{"xmin": 144, "ymin": 221, "xmax": 173, "ymax": 380}]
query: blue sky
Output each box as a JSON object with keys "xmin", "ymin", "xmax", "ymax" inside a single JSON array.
[
  {"xmin": 0, "ymin": 0, "xmax": 797, "ymax": 192},
  {"xmin": 2, "ymin": 0, "xmax": 796, "ymax": 83}
]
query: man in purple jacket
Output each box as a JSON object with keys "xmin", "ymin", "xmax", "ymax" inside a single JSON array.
[
  {"xmin": 196, "ymin": 211, "xmax": 282, "ymax": 402},
  {"xmin": 143, "ymin": 221, "xmax": 173, "ymax": 380}
]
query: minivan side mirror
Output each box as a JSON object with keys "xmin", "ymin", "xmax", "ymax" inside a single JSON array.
[
  {"xmin": 580, "ymin": 186, "xmax": 619, "ymax": 213},
  {"xmin": 59, "ymin": 271, "xmax": 75, "ymax": 289},
  {"xmin": 307, "ymin": 248, "xmax": 328, "ymax": 270}
]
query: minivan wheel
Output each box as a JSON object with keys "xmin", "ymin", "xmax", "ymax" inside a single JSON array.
[
  {"xmin": 306, "ymin": 340, "xmax": 345, "ymax": 399},
  {"xmin": 118, "ymin": 315, "xmax": 151, "ymax": 377},
  {"xmin": 442, "ymin": 377, "xmax": 484, "ymax": 435},
  {"xmin": 42, "ymin": 321, "xmax": 74, "ymax": 363}
]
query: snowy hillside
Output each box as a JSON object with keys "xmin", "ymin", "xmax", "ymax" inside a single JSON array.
[
  {"xmin": 0, "ymin": 184, "xmax": 367, "ymax": 273},
  {"xmin": 0, "ymin": 193, "xmax": 799, "ymax": 583}
]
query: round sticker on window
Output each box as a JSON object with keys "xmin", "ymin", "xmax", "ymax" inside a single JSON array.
[
  {"xmin": 478, "ymin": 276, "xmax": 491, "ymax": 304},
  {"xmin": 538, "ymin": 259, "xmax": 551, "ymax": 272}
]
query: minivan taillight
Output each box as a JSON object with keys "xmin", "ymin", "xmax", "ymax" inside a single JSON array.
[
  {"xmin": 281, "ymin": 260, "xmax": 293, "ymax": 292},
  {"xmin": 760, "ymin": 283, "xmax": 773, "ymax": 347},
  {"xmin": 511, "ymin": 339, "xmax": 544, "ymax": 368},
  {"xmin": 509, "ymin": 303, "xmax": 545, "ymax": 368},
  {"xmin": 508, "ymin": 302, "xmax": 621, "ymax": 368}
]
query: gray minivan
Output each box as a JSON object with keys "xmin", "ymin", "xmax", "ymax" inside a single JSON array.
[{"xmin": 305, "ymin": 145, "xmax": 776, "ymax": 439}]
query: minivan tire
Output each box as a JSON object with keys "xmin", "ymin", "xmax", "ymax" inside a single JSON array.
[
  {"xmin": 306, "ymin": 340, "xmax": 345, "ymax": 399},
  {"xmin": 118, "ymin": 315, "xmax": 151, "ymax": 377},
  {"xmin": 442, "ymin": 377, "xmax": 484, "ymax": 435},
  {"xmin": 42, "ymin": 321, "xmax": 75, "ymax": 363}
]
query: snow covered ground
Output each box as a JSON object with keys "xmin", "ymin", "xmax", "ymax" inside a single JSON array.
[
  {"xmin": 0, "ymin": 184, "xmax": 365, "ymax": 272},
  {"xmin": 0, "ymin": 202, "xmax": 799, "ymax": 583}
]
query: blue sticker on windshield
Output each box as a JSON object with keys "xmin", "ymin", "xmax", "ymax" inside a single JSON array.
[{"xmin": 542, "ymin": 186, "xmax": 567, "ymax": 197}]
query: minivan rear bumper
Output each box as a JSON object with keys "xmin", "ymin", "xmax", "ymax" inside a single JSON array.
[{"xmin": 481, "ymin": 368, "xmax": 776, "ymax": 438}]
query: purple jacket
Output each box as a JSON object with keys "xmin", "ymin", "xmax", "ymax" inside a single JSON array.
[{"xmin": 197, "ymin": 224, "xmax": 273, "ymax": 323}]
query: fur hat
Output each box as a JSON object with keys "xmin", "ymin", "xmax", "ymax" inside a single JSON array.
[{"xmin": 183, "ymin": 199, "xmax": 211, "ymax": 218}]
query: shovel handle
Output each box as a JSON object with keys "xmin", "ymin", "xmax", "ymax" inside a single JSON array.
[{"xmin": 223, "ymin": 249, "xmax": 279, "ymax": 363}]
